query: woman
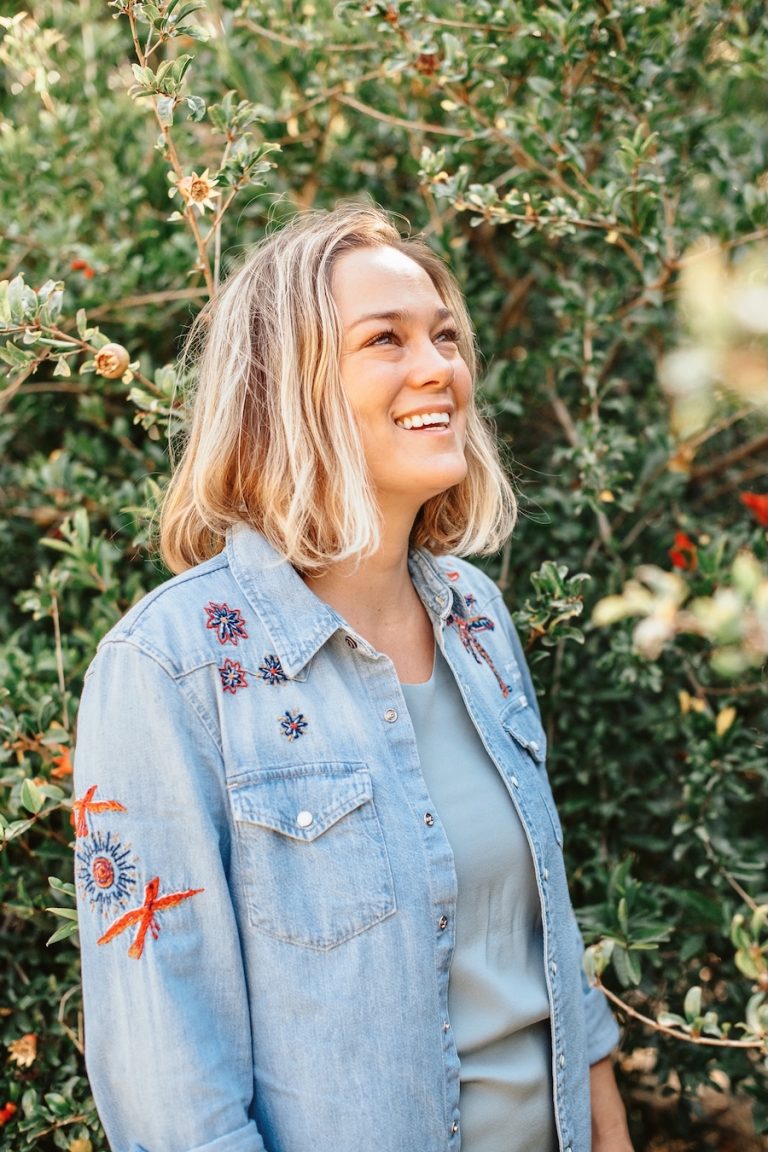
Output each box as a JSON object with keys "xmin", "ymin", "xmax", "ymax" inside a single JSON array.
[{"xmin": 74, "ymin": 204, "xmax": 632, "ymax": 1151}]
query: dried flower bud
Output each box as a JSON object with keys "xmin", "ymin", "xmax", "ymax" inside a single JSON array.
[{"xmin": 95, "ymin": 343, "xmax": 130, "ymax": 380}]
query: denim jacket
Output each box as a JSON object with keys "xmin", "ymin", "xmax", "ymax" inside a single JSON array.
[{"xmin": 73, "ymin": 523, "xmax": 619, "ymax": 1152}]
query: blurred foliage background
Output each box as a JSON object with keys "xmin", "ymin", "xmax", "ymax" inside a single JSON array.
[{"xmin": 1, "ymin": 2, "xmax": 767, "ymax": 1148}]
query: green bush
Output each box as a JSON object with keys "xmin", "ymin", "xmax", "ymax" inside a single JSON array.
[{"xmin": 1, "ymin": 3, "xmax": 767, "ymax": 1148}]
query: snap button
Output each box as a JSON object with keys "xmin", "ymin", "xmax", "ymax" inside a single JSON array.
[
  {"xmin": 424, "ymin": 812, "xmax": 434, "ymax": 826},
  {"xmin": 530, "ymin": 740, "xmax": 539, "ymax": 753},
  {"xmin": 383, "ymin": 708, "xmax": 398, "ymax": 723},
  {"xmin": 510, "ymin": 775, "xmax": 519, "ymax": 788},
  {"xmin": 442, "ymin": 1020, "xmax": 450, "ymax": 1032},
  {"xmin": 451, "ymin": 1120, "xmax": 459, "ymax": 1134},
  {"xmin": 551, "ymin": 960, "xmax": 558, "ymax": 974},
  {"xmin": 296, "ymin": 810, "xmax": 314, "ymax": 829},
  {"xmin": 543, "ymin": 867, "xmax": 549, "ymax": 881},
  {"xmin": 559, "ymin": 1054, "xmax": 566, "ymax": 1069},
  {"xmin": 438, "ymin": 914, "xmax": 448, "ymax": 931},
  {"xmin": 345, "ymin": 635, "xmax": 358, "ymax": 649}
]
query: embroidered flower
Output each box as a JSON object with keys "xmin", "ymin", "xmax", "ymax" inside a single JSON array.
[
  {"xmin": 97, "ymin": 876, "xmax": 204, "ymax": 960},
  {"xmin": 464, "ymin": 593, "xmax": 477, "ymax": 608},
  {"xmin": 76, "ymin": 830, "xmax": 138, "ymax": 915},
  {"xmin": 259, "ymin": 654, "xmax": 287, "ymax": 685},
  {"xmin": 205, "ymin": 602, "xmax": 249, "ymax": 646},
  {"xmin": 448, "ymin": 612, "xmax": 510, "ymax": 698},
  {"xmin": 444, "ymin": 569, "xmax": 460, "ymax": 582},
  {"xmin": 218, "ymin": 658, "xmax": 248, "ymax": 694},
  {"xmin": 71, "ymin": 784, "xmax": 127, "ymax": 838},
  {"xmin": 279, "ymin": 710, "xmax": 308, "ymax": 741}
]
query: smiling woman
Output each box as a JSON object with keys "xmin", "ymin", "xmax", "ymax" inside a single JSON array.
[{"xmin": 73, "ymin": 204, "xmax": 632, "ymax": 1152}]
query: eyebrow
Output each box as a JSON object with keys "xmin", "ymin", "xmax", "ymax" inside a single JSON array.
[{"xmin": 348, "ymin": 306, "xmax": 454, "ymax": 330}]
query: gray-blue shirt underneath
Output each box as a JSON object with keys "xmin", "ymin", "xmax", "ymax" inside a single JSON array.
[{"xmin": 401, "ymin": 648, "xmax": 556, "ymax": 1152}]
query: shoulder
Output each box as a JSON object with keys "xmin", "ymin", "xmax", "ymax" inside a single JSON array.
[
  {"xmin": 95, "ymin": 550, "xmax": 247, "ymax": 675},
  {"xmin": 433, "ymin": 554, "xmax": 507, "ymax": 614}
]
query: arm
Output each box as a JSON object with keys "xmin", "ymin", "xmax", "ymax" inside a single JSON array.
[
  {"xmin": 590, "ymin": 1056, "xmax": 634, "ymax": 1151},
  {"xmin": 74, "ymin": 640, "xmax": 265, "ymax": 1152}
]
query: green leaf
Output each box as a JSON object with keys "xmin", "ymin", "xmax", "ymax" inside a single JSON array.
[{"xmin": 20, "ymin": 778, "xmax": 44, "ymax": 815}]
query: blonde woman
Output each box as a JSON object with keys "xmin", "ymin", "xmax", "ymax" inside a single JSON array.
[{"xmin": 74, "ymin": 205, "xmax": 632, "ymax": 1152}]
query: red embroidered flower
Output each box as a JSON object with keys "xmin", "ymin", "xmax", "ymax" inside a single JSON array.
[
  {"xmin": 669, "ymin": 531, "xmax": 698, "ymax": 571},
  {"xmin": 740, "ymin": 491, "xmax": 768, "ymax": 527}
]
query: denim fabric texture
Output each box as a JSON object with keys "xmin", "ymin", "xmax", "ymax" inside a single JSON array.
[{"xmin": 73, "ymin": 523, "xmax": 619, "ymax": 1152}]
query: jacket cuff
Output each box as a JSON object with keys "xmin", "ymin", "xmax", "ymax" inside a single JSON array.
[{"xmin": 582, "ymin": 981, "xmax": 621, "ymax": 1065}]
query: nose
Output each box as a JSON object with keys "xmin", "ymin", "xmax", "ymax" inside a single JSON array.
[{"xmin": 407, "ymin": 336, "xmax": 456, "ymax": 390}]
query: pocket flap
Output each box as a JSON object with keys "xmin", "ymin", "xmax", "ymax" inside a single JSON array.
[
  {"xmin": 500, "ymin": 699, "xmax": 547, "ymax": 763},
  {"xmin": 229, "ymin": 764, "xmax": 372, "ymax": 842}
]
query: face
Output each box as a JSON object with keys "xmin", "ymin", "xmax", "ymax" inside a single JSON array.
[{"xmin": 332, "ymin": 245, "xmax": 472, "ymax": 523}]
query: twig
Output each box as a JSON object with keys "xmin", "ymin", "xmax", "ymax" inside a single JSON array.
[
  {"xmin": 335, "ymin": 93, "xmax": 469, "ymax": 137},
  {"xmin": 50, "ymin": 591, "xmax": 69, "ymax": 732},
  {"xmin": 596, "ymin": 981, "xmax": 766, "ymax": 1050},
  {"xmin": 689, "ymin": 432, "xmax": 768, "ymax": 483}
]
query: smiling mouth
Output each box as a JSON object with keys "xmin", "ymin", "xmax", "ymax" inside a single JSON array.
[{"xmin": 394, "ymin": 412, "xmax": 451, "ymax": 430}]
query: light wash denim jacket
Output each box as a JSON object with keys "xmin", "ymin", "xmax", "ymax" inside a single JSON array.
[{"xmin": 74, "ymin": 523, "xmax": 619, "ymax": 1152}]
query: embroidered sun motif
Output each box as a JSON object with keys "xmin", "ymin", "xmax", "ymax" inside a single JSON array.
[
  {"xmin": 278, "ymin": 710, "xmax": 308, "ymax": 741},
  {"xmin": 448, "ymin": 612, "xmax": 511, "ymax": 698},
  {"xmin": 218, "ymin": 658, "xmax": 248, "ymax": 694},
  {"xmin": 76, "ymin": 831, "xmax": 137, "ymax": 915},
  {"xmin": 259, "ymin": 654, "xmax": 287, "ymax": 686},
  {"xmin": 97, "ymin": 876, "xmax": 204, "ymax": 960},
  {"xmin": 71, "ymin": 784, "xmax": 127, "ymax": 838},
  {"xmin": 204, "ymin": 602, "xmax": 249, "ymax": 646}
]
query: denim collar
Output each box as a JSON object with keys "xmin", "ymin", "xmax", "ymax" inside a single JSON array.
[{"xmin": 226, "ymin": 523, "xmax": 465, "ymax": 677}]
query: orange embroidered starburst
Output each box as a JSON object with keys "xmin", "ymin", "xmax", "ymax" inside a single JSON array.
[
  {"xmin": 71, "ymin": 785, "xmax": 127, "ymax": 838},
  {"xmin": 97, "ymin": 876, "xmax": 204, "ymax": 959}
]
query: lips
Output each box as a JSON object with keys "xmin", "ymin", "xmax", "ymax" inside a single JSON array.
[{"xmin": 394, "ymin": 411, "xmax": 451, "ymax": 430}]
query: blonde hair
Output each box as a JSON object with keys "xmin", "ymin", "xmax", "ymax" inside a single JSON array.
[{"xmin": 160, "ymin": 203, "xmax": 516, "ymax": 574}]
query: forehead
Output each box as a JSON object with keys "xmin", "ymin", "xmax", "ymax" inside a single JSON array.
[{"xmin": 331, "ymin": 245, "xmax": 444, "ymax": 318}]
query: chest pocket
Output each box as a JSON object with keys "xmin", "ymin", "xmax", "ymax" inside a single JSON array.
[
  {"xmin": 500, "ymin": 697, "xmax": 563, "ymax": 846},
  {"xmin": 229, "ymin": 762, "xmax": 396, "ymax": 950}
]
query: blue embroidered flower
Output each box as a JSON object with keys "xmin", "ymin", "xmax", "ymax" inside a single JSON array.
[
  {"xmin": 218, "ymin": 658, "xmax": 248, "ymax": 694},
  {"xmin": 464, "ymin": 593, "xmax": 477, "ymax": 608},
  {"xmin": 259, "ymin": 654, "xmax": 287, "ymax": 685},
  {"xmin": 204, "ymin": 601, "xmax": 249, "ymax": 646},
  {"xmin": 76, "ymin": 830, "xmax": 138, "ymax": 916},
  {"xmin": 279, "ymin": 710, "xmax": 308, "ymax": 741}
]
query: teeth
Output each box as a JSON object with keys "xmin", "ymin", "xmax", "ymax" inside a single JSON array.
[{"xmin": 396, "ymin": 412, "xmax": 450, "ymax": 429}]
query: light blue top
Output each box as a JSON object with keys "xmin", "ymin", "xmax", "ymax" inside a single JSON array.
[
  {"xmin": 73, "ymin": 524, "xmax": 619, "ymax": 1152},
  {"xmin": 402, "ymin": 650, "xmax": 556, "ymax": 1152}
]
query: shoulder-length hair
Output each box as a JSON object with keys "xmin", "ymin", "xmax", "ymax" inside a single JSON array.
[{"xmin": 159, "ymin": 203, "xmax": 516, "ymax": 574}]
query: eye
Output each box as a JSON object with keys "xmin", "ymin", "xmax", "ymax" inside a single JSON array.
[
  {"xmin": 435, "ymin": 327, "xmax": 459, "ymax": 344},
  {"xmin": 365, "ymin": 328, "xmax": 398, "ymax": 347}
]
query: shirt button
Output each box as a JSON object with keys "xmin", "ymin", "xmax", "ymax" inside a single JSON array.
[
  {"xmin": 451, "ymin": 1120, "xmax": 459, "ymax": 1134},
  {"xmin": 510, "ymin": 775, "xmax": 519, "ymax": 788},
  {"xmin": 442, "ymin": 1021, "xmax": 450, "ymax": 1032},
  {"xmin": 559, "ymin": 1054, "xmax": 566, "ymax": 1069},
  {"xmin": 345, "ymin": 635, "xmax": 358, "ymax": 649},
  {"xmin": 424, "ymin": 812, "xmax": 434, "ymax": 826},
  {"xmin": 551, "ymin": 960, "xmax": 558, "ymax": 974},
  {"xmin": 530, "ymin": 740, "xmax": 540, "ymax": 754},
  {"xmin": 296, "ymin": 810, "xmax": 314, "ymax": 829},
  {"xmin": 543, "ymin": 867, "xmax": 549, "ymax": 881},
  {"xmin": 438, "ymin": 914, "xmax": 448, "ymax": 931},
  {"xmin": 383, "ymin": 708, "xmax": 398, "ymax": 723}
]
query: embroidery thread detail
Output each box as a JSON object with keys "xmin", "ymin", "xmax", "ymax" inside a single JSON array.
[
  {"xmin": 259, "ymin": 654, "xmax": 287, "ymax": 686},
  {"xmin": 279, "ymin": 710, "xmax": 308, "ymax": 741},
  {"xmin": 97, "ymin": 876, "xmax": 204, "ymax": 960},
  {"xmin": 444, "ymin": 569, "xmax": 460, "ymax": 582},
  {"xmin": 448, "ymin": 612, "xmax": 511, "ymax": 698},
  {"xmin": 204, "ymin": 602, "xmax": 249, "ymax": 646},
  {"xmin": 218, "ymin": 659, "xmax": 248, "ymax": 694},
  {"xmin": 76, "ymin": 831, "xmax": 137, "ymax": 915},
  {"xmin": 71, "ymin": 785, "xmax": 127, "ymax": 838}
]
